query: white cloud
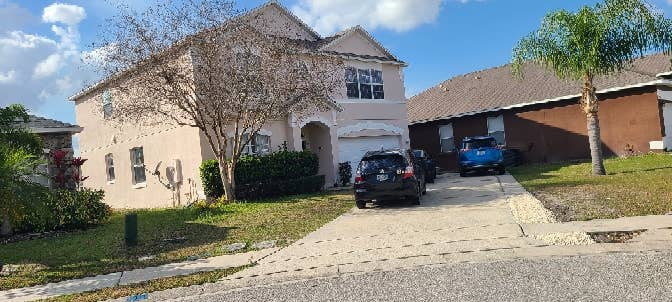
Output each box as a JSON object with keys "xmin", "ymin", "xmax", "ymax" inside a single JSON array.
[
  {"xmin": 0, "ymin": 2, "xmax": 98, "ymax": 109},
  {"xmin": 33, "ymin": 53, "xmax": 62, "ymax": 78},
  {"xmin": 42, "ymin": 3, "xmax": 86, "ymax": 26},
  {"xmin": 292, "ymin": 0, "xmax": 444, "ymax": 35},
  {"xmin": 0, "ymin": 70, "xmax": 15, "ymax": 83}
]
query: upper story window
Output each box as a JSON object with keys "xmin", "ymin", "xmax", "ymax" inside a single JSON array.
[
  {"xmin": 242, "ymin": 134, "xmax": 271, "ymax": 155},
  {"xmin": 130, "ymin": 147, "xmax": 146, "ymax": 184},
  {"xmin": 439, "ymin": 124, "xmax": 455, "ymax": 153},
  {"xmin": 102, "ymin": 90, "xmax": 113, "ymax": 118},
  {"xmin": 487, "ymin": 115, "xmax": 506, "ymax": 145},
  {"xmin": 345, "ymin": 67, "xmax": 384, "ymax": 100},
  {"xmin": 105, "ymin": 153, "xmax": 115, "ymax": 182}
]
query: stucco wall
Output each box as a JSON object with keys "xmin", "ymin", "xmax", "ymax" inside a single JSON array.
[
  {"xmin": 75, "ymin": 91, "xmax": 207, "ymax": 209},
  {"xmin": 410, "ymin": 86, "xmax": 664, "ymax": 170}
]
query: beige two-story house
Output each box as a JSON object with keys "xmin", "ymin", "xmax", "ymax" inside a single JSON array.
[{"xmin": 70, "ymin": 2, "xmax": 409, "ymax": 208}]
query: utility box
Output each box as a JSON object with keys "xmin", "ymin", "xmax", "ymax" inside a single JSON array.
[{"xmin": 125, "ymin": 213, "xmax": 138, "ymax": 247}]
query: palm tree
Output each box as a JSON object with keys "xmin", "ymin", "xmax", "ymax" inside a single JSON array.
[
  {"xmin": 512, "ymin": 0, "xmax": 672, "ymax": 175},
  {"xmin": 0, "ymin": 144, "xmax": 41, "ymax": 236},
  {"xmin": 0, "ymin": 104, "xmax": 43, "ymax": 236}
]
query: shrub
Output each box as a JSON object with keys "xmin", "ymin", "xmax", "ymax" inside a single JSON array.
[
  {"xmin": 200, "ymin": 160, "xmax": 224, "ymax": 198},
  {"xmin": 235, "ymin": 150, "xmax": 319, "ymax": 185},
  {"xmin": 200, "ymin": 150, "xmax": 321, "ymax": 199},
  {"xmin": 236, "ymin": 175, "xmax": 325, "ymax": 200},
  {"xmin": 16, "ymin": 188, "xmax": 111, "ymax": 233},
  {"xmin": 338, "ymin": 162, "xmax": 352, "ymax": 186}
]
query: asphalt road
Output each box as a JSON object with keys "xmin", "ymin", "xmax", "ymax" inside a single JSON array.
[{"xmin": 175, "ymin": 250, "xmax": 672, "ymax": 302}]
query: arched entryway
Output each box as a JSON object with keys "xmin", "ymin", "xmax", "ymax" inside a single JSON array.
[{"xmin": 301, "ymin": 121, "xmax": 335, "ymax": 186}]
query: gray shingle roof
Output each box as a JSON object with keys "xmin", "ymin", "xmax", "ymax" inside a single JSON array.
[
  {"xmin": 20, "ymin": 115, "xmax": 82, "ymax": 133},
  {"xmin": 408, "ymin": 53, "xmax": 672, "ymax": 124}
]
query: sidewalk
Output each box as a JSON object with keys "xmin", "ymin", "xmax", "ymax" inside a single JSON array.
[{"xmin": 0, "ymin": 248, "xmax": 279, "ymax": 302}]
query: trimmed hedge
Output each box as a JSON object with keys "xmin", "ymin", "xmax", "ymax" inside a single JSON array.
[
  {"xmin": 16, "ymin": 188, "xmax": 111, "ymax": 233},
  {"xmin": 235, "ymin": 151, "xmax": 319, "ymax": 184},
  {"xmin": 200, "ymin": 150, "xmax": 321, "ymax": 199},
  {"xmin": 237, "ymin": 175, "xmax": 325, "ymax": 200}
]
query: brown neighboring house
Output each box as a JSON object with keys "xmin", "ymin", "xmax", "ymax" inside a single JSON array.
[{"xmin": 408, "ymin": 53, "xmax": 672, "ymax": 171}]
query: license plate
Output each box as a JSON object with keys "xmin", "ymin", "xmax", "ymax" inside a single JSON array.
[
  {"xmin": 376, "ymin": 174, "xmax": 389, "ymax": 181},
  {"xmin": 477, "ymin": 151, "xmax": 485, "ymax": 156}
]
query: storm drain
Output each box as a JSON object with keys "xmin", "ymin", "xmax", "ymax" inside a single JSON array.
[{"xmin": 588, "ymin": 229, "xmax": 647, "ymax": 243}]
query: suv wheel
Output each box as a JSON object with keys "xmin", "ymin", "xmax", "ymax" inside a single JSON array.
[
  {"xmin": 459, "ymin": 169, "xmax": 468, "ymax": 177},
  {"xmin": 497, "ymin": 167, "xmax": 506, "ymax": 175},
  {"xmin": 411, "ymin": 185, "xmax": 421, "ymax": 205},
  {"xmin": 356, "ymin": 200, "xmax": 366, "ymax": 209}
]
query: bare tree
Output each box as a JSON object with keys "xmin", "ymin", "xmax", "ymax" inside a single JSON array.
[{"xmin": 91, "ymin": 0, "xmax": 342, "ymax": 201}]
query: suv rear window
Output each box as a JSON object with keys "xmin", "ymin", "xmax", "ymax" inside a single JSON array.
[
  {"xmin": 413, "ymin": 150, "xmax": 425, "ymax": 158},
  {"xmin": 358, "ymin": 155, "xmax": 407, "ymax": 174},
  {"xmin": 463, "ymin": 138, "xmax": 496, "ymax": 149}
]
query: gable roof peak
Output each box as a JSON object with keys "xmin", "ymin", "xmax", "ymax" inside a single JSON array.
[
  {"xmin": 250, "ymin": 0, "xmax": 321, "ymax": 40},
  {"xmin": 320, "ymin": 25, "xmax": 397, "ymax": 61}
]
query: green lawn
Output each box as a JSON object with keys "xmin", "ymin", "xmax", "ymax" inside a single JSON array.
[
  {"xmin": 0, "ymin": 192, "xmax": 353, "ymax": 290},
  {"xmin": 509, "ymin": 153, "xmax": 672, "ymax": 221}
]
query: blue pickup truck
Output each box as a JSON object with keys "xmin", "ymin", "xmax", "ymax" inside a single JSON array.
[{"xmin": 458, "ymin": 136, "xmax": 505, "ymax": 177}]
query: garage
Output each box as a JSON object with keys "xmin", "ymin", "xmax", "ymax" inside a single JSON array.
[{"xmin": 338, "ymin": 135, "xmax": 401, "ymax": 181}]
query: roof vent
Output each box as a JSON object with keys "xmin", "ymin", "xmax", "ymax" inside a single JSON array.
[
  {"xmin": 443, "ymin": 87, "xmax": 449, "ymax": 92},
  {"xmin": 474, "ymin": 76, "xmax": 481, "ymax": 80}
]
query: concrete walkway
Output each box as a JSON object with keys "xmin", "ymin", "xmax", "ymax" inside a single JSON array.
[{"xmin": 0, "ymin": 248, "xmax": 278, "ymax": 302}]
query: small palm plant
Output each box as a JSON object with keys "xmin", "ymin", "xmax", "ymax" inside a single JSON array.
[{"xmin": 512, "ymin": 0, "xmax": 672, "ymax": 175}]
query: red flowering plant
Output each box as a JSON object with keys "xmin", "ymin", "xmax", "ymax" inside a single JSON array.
[{"xmin": 48, "ymin": 150, "xmax": 89, "ymax": 190}]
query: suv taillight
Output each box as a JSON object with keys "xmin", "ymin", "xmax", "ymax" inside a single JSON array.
[
  {"xmin": 402, "ymin": 166, "xmax": 414, "ymax": 179},
  {"xmin": 355, "ymin": 172, "xmax": 364, "ymax": 184}
]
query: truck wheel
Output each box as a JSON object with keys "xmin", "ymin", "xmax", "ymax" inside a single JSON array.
[{"xmin": 356, "ymin": 200, "xmax": 366, "ymax": 209}]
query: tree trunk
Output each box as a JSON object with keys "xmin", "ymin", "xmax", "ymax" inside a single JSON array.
[
  {"xmin": 1, "ymin": 214, "xmax": 12, "ymax": 237},
  {"xmin": 581, "ymin": 77, "xmax": 606, "ymax": 176},
  {"xmin": 217, "ymin": 156, "xmax": 235, "ymax": 202}
]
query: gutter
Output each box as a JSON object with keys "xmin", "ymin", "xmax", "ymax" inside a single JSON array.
[{"xmin": 31, "ymin": 127, "xmax": 84, "ymax": 134}]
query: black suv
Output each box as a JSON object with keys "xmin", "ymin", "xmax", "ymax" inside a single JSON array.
[
  {"xmin": 413, "ymin": 149, "xmax": 437, "ymax": 183},
  {"xmin": 353, "ymin": 149, "xmax": 426, "ymax": 209}
]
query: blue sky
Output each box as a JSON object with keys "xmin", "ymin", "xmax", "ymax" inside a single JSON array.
[{"xmin": 2, "ymin": 0, "xmax": 672, "ymax": 125}]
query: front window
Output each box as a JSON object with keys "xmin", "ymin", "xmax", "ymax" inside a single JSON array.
[
  {"xmin": 345, "ymin": 67, "xmax": 384, "ymax": 100},
  {"xmin": 242, "ymin": 134, "xmax": 271, "ymax": 155},
  {"xmin": 439, "ymin": 124, "xmax": 455, "ymax": 153},
  {"xmin": 487, "ymin": 115, "xmax": 506, "ymax": 145},
  {"xmin": 102, "ymin": 90, "xmax": 113, "ymax": 118},
  {"xmin": 130, "ymin": 147, "xmax": 146, "ymax": 184},
  {"xmin": 105, "ymin": 153, "xmax": 115, "ymax": 182}
]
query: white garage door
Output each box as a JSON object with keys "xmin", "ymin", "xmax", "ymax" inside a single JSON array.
[{"xmin": 338, "ymin": 135, "xmax": 401, "ymax": 181}]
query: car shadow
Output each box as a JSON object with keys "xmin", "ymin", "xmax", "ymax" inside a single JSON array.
[{"xmin": 358, "ymin": 174, "xmax": 506, "ymax": 212}]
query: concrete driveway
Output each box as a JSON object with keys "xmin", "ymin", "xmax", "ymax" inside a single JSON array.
[
  {"xmin": 217, "ymin": 173, "xmax": 545, "ymax": 287},
  {"xmin": 141, "ymin": 173, "xmax": 672, "ymax": 301}
]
